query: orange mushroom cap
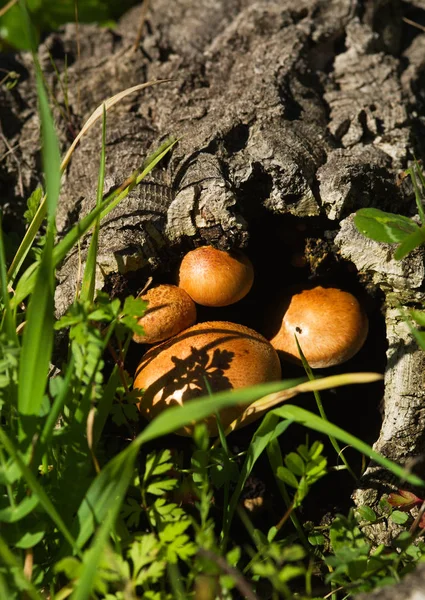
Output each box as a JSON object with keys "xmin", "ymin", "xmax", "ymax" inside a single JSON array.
[
  {"xmin": 133, "ymin": 321, "xmax": 281, "ymax": 436},
  {"xmin": 269, "ymin": 286, "xmax": 369, "ymax": 368},
  {"xmin": 133, "ymin": 284, "xmax": 196, "ymax": 344},
  {"xmin": 178, "ymin": 246, "xmax": 254, "ymax": 307}
]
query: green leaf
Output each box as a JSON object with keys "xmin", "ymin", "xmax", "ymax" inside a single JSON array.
[
  {"xmin": 136, "ymin": 560, "xmax": 165, "ymax": 586},
  {"xmin": 285, "ymin": 452, "xmax": 305, "ymax": 477},
  {"xmin": 0, "ymin": 535, "xmax": 43, "ymax": 600},
  {"xmin": 159, "ymin": 520, "xmax": 191, "ymax": 543},
  {"xmin": 277, "ymin": 466, "xmax": 299, "ymax": 489},
  {"xmin": 144, "ymin": 449, "xmax": 173, "ymax": 480},
  {"xmin": 147, "ymin": 479, "xmax": 178, "ymax": 496},
  {"xmin": 390, "ymin": 510, "xmax": 409, "ymax": 525},
  {"xmin": 394, "ymin": 227, "xmax": 425, "ymax": 260},
  {"xmin": 355, "ymin": 506, "xmax": 376, "ymax": 523},
  {"xmin": 305, "ymin": 455, "xmax": 327, "ymax": 480},
  {"xmin": 226, "ymin": 546, "xmax": 241, "ymax": 566},
  {"xmin": 23, "ymin": 187, "xmax": 43, "ymax": 225},
  {"xmin": 281, "ymin": 544, "xmax": 306, "ymax": 561},
  {"xmin": 121, "ymin": 497, "xmax": 142, "ymax": 529},
  {"xmin": 354, "ymin": 208, "xmax": 419, "ymax": 243},
  {"xmin": 14, "ymin": 527, "xmax": 45, "ymax": 549},
  {"xmin": 55, "ymin": 556, "xmax": 81, "ymax": 580},
  {"xmin": 410, "ymin": 310, "xmax": 425, "ymax": 327},
  {"xmin": 278, "ymin": 564, "xmax": 305, "ymax": 583},
  {"xmin": 0, "ymin": 495, "xmax": 39, "ymax": 523},
  {"xmin": 347, "ymin": 557, "xmax": 368, "ymax": 581},
  {"xmin": 308, "ymin": 533, "xmax": 325, "ymax": 546},
  {"xmin": 122, "ymin": 296, "xmax": 148, "ymax": 318},
  {"xmin": 393, "ymin": 531, "xmax": 413, "ymax": 551},
  {"xmin": 129, "ymin": 534, "xmax": 156, "ymax": 572}
]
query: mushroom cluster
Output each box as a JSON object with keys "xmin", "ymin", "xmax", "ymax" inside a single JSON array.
[{"xmin": 132, "ymin": 245, "xmax": 369, "ymax": 436}]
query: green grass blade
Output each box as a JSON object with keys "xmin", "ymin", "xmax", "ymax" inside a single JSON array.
[
  {"xmin": 93, "ymin": 334, "xmax": 132, "ymax": 449},
  {"xmin": 17, "ymin": 228, "xmax": 55, "ymax": 417},
  {"xmin": 0, "ymin": 212, "xmax": 17, "ymax": 340},
  {"xmin": 0, "ymin": 571, "xmax": 13, "ymax": 600},
  {"xmin": 0, "ymin": 427, "xmax": 78, "ymax": 553},
  {"xmin": 80, "ymin": 105, "xmax": 106, "ymax": 303},
  {"xmin": 17, "ymin": 5, "xmax": 61, "ymax": 417},
  {"xmin": 167, "ymin": 563, "xmax": 186, "ymax": 600},
  {"xmin": 222, "ymin": 413, "xmax": 292, "ymax": 547},
  {"xmin": 39, "ymin": 355, "xmax": 75, "ymax": 448},
  {"xmin": 71, "ymin": 509, "xmax": 117, "ymax": 600},
  {"xmin": 295, "ymin": 335, "xmax": 358, "ymax": 481},
  {"xmin": 34, "ymin": 77, "xmax": 61, "ymax": 219},
  {"xmin": 137, "ymin": 379, "xmax": 301, "ymax": 445},
  {"xmin": 70, "ymin": 443, "xmax": 139, "ymax": 552},
  {"xmin": 273, "ymin": 405, "xmax": 425, "ymax": 487},
  {"xmin": 7, "ymin": 195, "xmax": 47, "ymax": 286}
]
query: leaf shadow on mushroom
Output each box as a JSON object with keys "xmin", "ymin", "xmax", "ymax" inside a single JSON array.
[
  {"xmin": 136, "ymin": 346, "xmax": 234, "ymax": 433},
  {"xmin": 162, "ymin": 346, "xmax": 235, "ymax": 406}
]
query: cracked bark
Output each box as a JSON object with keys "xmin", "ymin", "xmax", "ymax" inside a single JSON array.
[{"xmin": 1, "ymin": 0, "xmax": 425, "ymax": 560}]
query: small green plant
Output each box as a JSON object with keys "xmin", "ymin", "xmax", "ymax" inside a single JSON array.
[
  {"xmin": 354, "ymin": 161, "xmax": 425, "ymax": 352},
  {"xmin": 354, "ymin": 161, "xmax": 425, "ymax": 261}
]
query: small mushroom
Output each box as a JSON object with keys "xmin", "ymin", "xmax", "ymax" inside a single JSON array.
[
  {"xmin": 133, "ymin": 284, "xmax": 196, "ymax": 344},
  {"xmin": 268, "ymin": 286, "xmax": 369, "ymax": 368},
  {"xmin": 178, "ymin": 246, "xmax": 254, "ymax": 307},
  {"xmin": 133, "ymin": 321, "xmax": 281, "ymax": 436}
]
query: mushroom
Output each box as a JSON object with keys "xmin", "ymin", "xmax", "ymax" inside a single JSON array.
[
  {"xmin": 178, "ymin": 246, "xmax": 254, "ymax": 307},
  {"xmin": 133, "ymin": 284, "xmax": 196, "ymax": 344},
  {"xmin": 268, "ymin": 286, "xmax": 369, "ymax": 368},
  {"xmin": 133, "ymin": 321, "xmax": 281, "ymax": 436}
]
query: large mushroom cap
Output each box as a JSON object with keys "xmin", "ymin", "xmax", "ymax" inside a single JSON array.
[
  {"xmin": 133, "ymin": 321, "xmax": 281, "ymax": 436},
  {"xmin": 269, "ymin": 286, "xmax": 369, "ymax": 369},
  {"xmin": 133, "ymin": 284, "xmax": 196, "ymax": 344},
  {"xmin": 178, "ymin": 246, "xmax": 254, "ymax": 307}
]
